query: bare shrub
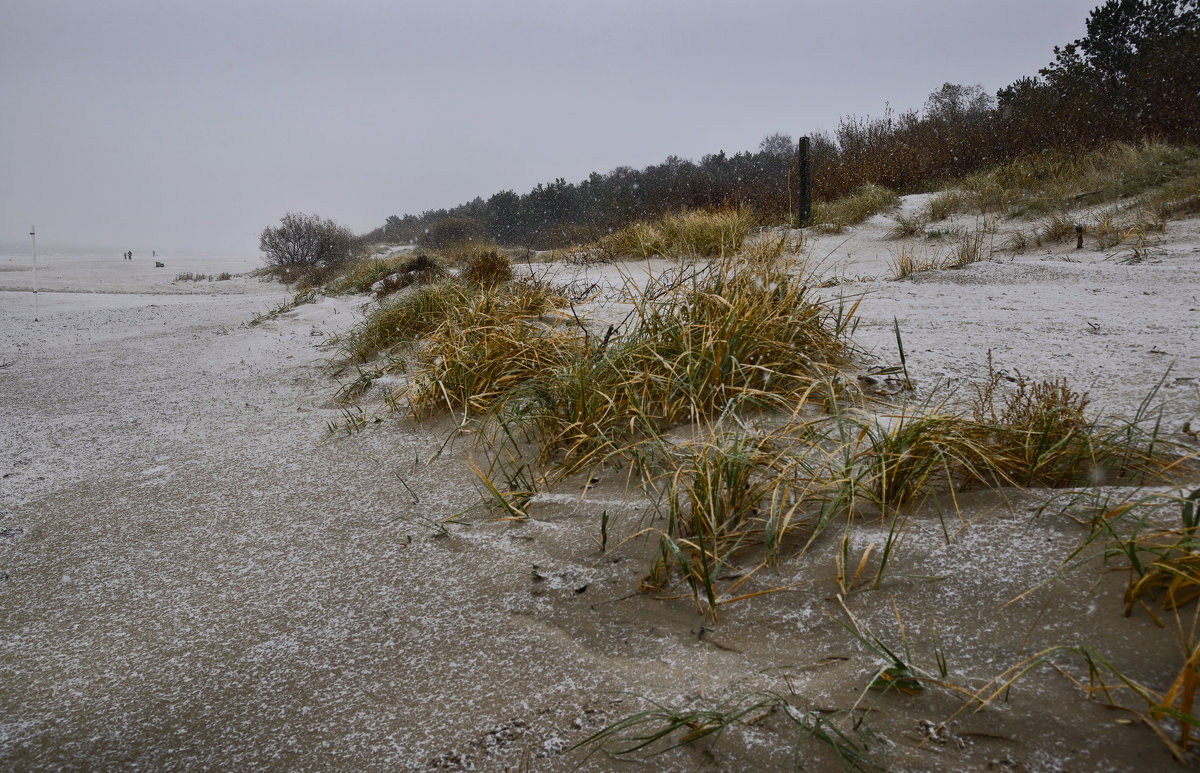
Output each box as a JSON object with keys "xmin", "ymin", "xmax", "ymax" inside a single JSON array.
[{"xmin": 259, "ymin": 212, "xmax": 359, "ymax": 282}]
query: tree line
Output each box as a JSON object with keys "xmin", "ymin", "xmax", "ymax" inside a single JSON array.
[{"xmin": 359, "ymin": 0, "xmax": 1197, "ymax": 251}]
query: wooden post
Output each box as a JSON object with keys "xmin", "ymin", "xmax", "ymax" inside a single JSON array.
[
  {"xmin": 796, "ymin": 136, "xmax": 811, "ymax": 226},
  {"xmin": 30, "ymin": 225, "xmax": 38, "ymax": 322},
  {"xmin": 1075, "ymin": 224, "xmax": 1084, "ymax": 249}
]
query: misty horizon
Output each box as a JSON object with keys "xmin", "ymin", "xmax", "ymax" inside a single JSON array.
[{"xmin": 3, "ymin": 1, "xmax": 1102, "ymax": 254}]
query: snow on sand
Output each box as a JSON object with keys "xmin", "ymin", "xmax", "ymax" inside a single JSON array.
[{"xmin": 1, "ymin": 210, "xmax": 1199, "ymax": 770}]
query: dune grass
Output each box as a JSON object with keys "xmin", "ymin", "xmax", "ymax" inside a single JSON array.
[
  {"xmin": 886, "ymin": 227, "xmax": 988, "ymax": 279},
  {"xmin": 248, "ymin": 289, "xmax": 317, "ymax": 326},
  {"xmin": 334, "ymin": 279, "xmax": 563, "ymax": 367},
  {"xmin": 326, "ymin": 236, "xmax": 1188, "ymax": 620},
  {"xmin": 459, "ymin": 248, "xmax": 514, "ymax": 285},
  {"xmin": 318, "ymin": 201, "xmax": 1200, "ymax": 759},
  {"xmin": 324, "ymin": 251, "xmax": 447, "ymax": 297},
  {"xmin": 812, "ymin": 184, "xmax": 900, "ymax": 233},
  {"xmin": 632, "ymin": 366, "xmax": 1182, "ymax": 618},
  {"xmin": 887, "ymin": 247, "xmax": 949, "ymax": 279},
  {"xmin": 495, "ymin": 245, "xmax": 860, "ymax": 477},
  {"xmin": 408, "ymin": 300, "xmax": 579, "ymax": 417},
  {"xmin": 571, "ymin": 689, "xmax": 878, "ymax": 769},
  {"xmin": 1122, "ymin": 490, "xmax": 1200, "ymax": 616},
  {"xmin": 932, "ymin": 141, "xmax": 1200, "ymax": 219},
  {"xmin": 593, "ymin": 208, "xmax": 756, "ymax": 260},
  {"xmin": 926, "ymin": 190, "xmax": 965, "ymax": 222},
  {"xmin": 888, "ymin": 211, "xmax": 928, "ymax": 239}
]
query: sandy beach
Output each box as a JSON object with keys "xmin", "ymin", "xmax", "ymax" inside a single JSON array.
[{"xmin": 2, "ymin": 205, "xmax": 1199, "ymax": 770}]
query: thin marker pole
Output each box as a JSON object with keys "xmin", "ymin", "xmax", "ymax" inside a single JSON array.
[{"xmin": 30, "ymin": 225, "xmax": 39, "ymax": 322}]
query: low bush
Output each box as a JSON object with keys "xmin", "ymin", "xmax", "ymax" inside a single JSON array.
[{"xmin": 259, "ymin": 212, "xmax": 361, "ymax": 285}]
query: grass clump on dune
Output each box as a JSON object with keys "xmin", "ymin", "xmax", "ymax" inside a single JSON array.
[
  {"xmin": 638, "ymin": 421, "xmax": 850, "ymax": 608},
  {"xmin": 812, "ymin": 184, "xmax": 900, "ymax": 233},
  {"xmin": 336, "ymin": 282, "xmax": 473, "ymax": 364},
  {"xmin": 852, "ymin": 411, "xmax": 997, "ymax": 511},
  {"xmin": 408, "ymin": 297, "xmax": 579, "ymax": 417},
  {"xmin": 324, "ymin": 251, "xmax": 446, "ymax": 297},
  {"xmin": 501, "ymin": 245, "xmax": 861, "ymax": 474},
  {"xmin": 459, "ymin": 248, "xmax": 514, "ymax": 285},
  {"xmin": 887, "ymin": 247, "xmax": 948, "ymax": 279},
  {"xmin": 926, "ymin": 190, "xmax": 966, "ymax": 222},
  {"xmin": 335, "ymin": 278, "xmax": 562, "ymax": 366},
  {"xmin": 612, "ymin": 249, "xmax": 856, "ymax": 421},
  {"xmin": 594, "ymin": 207, "xmax": 756, "ymax": 260},
  {"xmin": 633, "ymin": 356, "xmax": 1182, "ymax": 618},
  {"xmin": 971, "ymin": 357, "xmax": 1172, "ymax": 488}
]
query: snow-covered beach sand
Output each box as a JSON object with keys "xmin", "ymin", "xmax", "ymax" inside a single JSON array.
[{"xmin": 2, "ymin": 208, "xmax": 1199, "ymax": 770}]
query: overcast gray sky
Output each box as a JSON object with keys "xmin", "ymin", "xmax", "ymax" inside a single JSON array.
[{"xmin": 2, "ymin": 0, "xmax": 1102, "ymax": 254}]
